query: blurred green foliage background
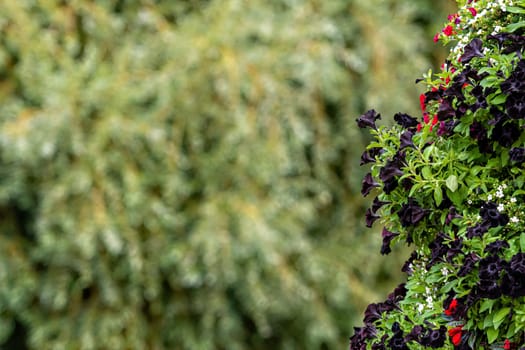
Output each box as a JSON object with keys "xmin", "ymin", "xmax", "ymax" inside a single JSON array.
[{"xmin": 0, "ymin": 1, "xmax": 455, "ymax": 349}]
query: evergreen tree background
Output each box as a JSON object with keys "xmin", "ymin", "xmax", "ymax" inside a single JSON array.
[{"xmin": 0, "ymin": 1, "xmax": 454, "ymax": 348}]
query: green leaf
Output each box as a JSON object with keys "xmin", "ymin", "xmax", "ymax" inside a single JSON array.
[
  {"xmin": 484, "ymin": 313, "xmax": 493, "ymax": 329},
  {"xmin": 489, "ymin": 93, "xmax": 507, "ymax": 105},
  {"xmin": 505, "ymin": 6, "xmax": 525, "ymax": 14},
  {"xmin": 434, "ymin": 186, "xmax": 443, "ymax": 206},
  {"xmin": 520, "ymin": 233, "xmax": 525, "ymax": 252},
  {"xmin": 446, "ymin": 175, "xmax": 458, "ymax": 192},
  {"xmin": 487, "ymin": 327, "xmax": 498, "ymax": 344},
  {"xmin": 493, "ymin": 307, "xmax": 511, "ymax": 329},
  {"xmin": 479, "ymin": 299, "xmax": 496, "ymax": 313},
  {"xmin": 507, "ymin": 21, "xmax": 525, "ymax": 33},
  {"xmin": 421, "ymin": 166, "xmax": 432, "ymax": 180}
]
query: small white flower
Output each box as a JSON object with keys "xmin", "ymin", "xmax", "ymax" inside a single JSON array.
[
  {"xmin": 417, "ymin": 303, "xmax": 425, "ymax": 313},
  {"xmin": 511, "ymin": 197, "xmax": 517, "ymax": 203},
  {"xmin": 496, "ymin": 190, "xmax": 504, "ymax": 198},
  {"xmin": 511, "ymin": 216, "xmax": 519, "ymax": 223},
  {"xmin": 488, "ymin": 194, "xmax": 493, "ymax": 201},
  {"xmin": 502, "ymin": 184, "xmax": 507, "ymax": 189},
  {"xmin": 426, "ymin": 296, "xmax": 433, "ymax": 305},
  {"xmin": 441, "ymin": 267, "xmax": 449, "ymax": 276},
  {"xmin": 498, "ymin": 204, "xmax": 505, "ymax": 212},
  {"xmin": 468, "ymin": 199, "xmax": 473, "ymax": 205}
]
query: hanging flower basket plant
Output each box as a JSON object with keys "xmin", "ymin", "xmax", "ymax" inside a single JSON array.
[{"xmin": 352, "ymin": 0, "xmax": 525, "ymax": 349}]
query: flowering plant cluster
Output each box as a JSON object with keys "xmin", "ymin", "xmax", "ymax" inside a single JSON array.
[{"xmin": 352, "ymin": 0, "xmax": 525, "ymax": 349}]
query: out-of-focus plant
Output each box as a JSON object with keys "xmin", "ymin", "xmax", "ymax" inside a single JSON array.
[{"xmin": 0, "ymin": 0, "xmax": 451, "ymax": 348}]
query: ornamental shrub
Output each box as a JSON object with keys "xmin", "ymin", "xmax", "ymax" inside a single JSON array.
[
  {"xmin": 0, "ymin": 1, "xmax": 450, "ymax": 349},
  {"xmin": 353, "ymin": 0, "xmax": 525, "ymax": 349}
]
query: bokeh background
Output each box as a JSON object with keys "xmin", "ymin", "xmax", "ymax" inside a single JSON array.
[{"xmin": 0, "ymin": 1, "xmax": 455, "ymax": 349}]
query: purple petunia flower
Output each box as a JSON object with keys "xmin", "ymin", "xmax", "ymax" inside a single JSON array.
[
  {"xmin": 356, "ymin": 109, "xmax": 381, "ymax": 130},
  {"xmin": 394, "ymin": 113, "xmax": 418, "ymax": 129},
  {"xmin": 480, "ymin": 201, "xmax": 509, "ymax": 227},
  {"xmin": 371, "ymin": 196, "xmax": 390, "ymax": 213},
  {"xmin": 510, "ymin": 147, "xmax": 525, "ymax": 163},
  {"xmin": 399, "ymin": 130, "xmax": 414, "ymax": 149},
  {"xmin": 365, "ymin": 208, "xmax": 380, "ymax": 228},
  {"xmin": 460, "ymin": 38, "xmax": 484, "ymax": 63},
  {"xmin": 397, "ymin": 198, "xmax": 426, "ymax": 227},
  {"xmin": 485, "ymin": 240, "xmax": 510, "ymax": 255},
  {"xmin": 361, "ymin": 173, "xmax": 379, "ymax": 197},
  {"xmin": 420, "ymin": 327, "xmax": 447, "ymax": 348},
  {"xmin": 380, "ymin": 227, "xmax": 399, "ymax": 255},
  {"xmin": 379, "ymin": 153, "xmax": 405, "ymax": 182},
  {"xmin": 360, "ymin": 147, "xmax": 384, "ymax": 165}
]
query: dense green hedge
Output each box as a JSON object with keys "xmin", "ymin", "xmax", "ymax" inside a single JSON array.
[{"xmin": 0, "ymin": 1, "xmax": 452, "ymax": 348}]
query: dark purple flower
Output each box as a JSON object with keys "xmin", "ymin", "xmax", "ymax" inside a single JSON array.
[
  {"xmin": 405, "ymin": 325, "xmax": 424, "ymax": 343},
  {"xmin": 446, "ymin": 206, "xmax": 461, "ymax": 225},
  {"xmin": 399, "ymin": 130, "xmax": 414, "ymax": 149},
  {"xmin": 460, "ymin": 38, "xmax": 484, "ymax": 63},
  {"xmin": 394, "ymin": 113, "xmax": 418, "ymax": 129},
  {"xmin": 388, "ymin": 323, "xmax": 408, "ymax": 350},
  {"xmin": 501, "ymin": 59, "xmax": 525, "ymax": 93},
  {"xmin": 372, "ymin": 196, "xmax": 390, "ymax": 213},
  {"xmin": 485, "ymin": 240, "xmax": 510, "ymax": 255},
  {"xmin": 357, "ymin": 109, "xmax": 381, "ymax": 130},
  {"xmin": 478, "ymin": 255, "xmax": 505, "ymax": 280},
  {"xmin": 477, "ymin": 279, "xmax": 502, "ymax": 299},
  {"xmin": 501, "ymin": 272, "xmax": 525, "ymax": 297},
  {"xmin": 379, "ymin": 157, "xmax": 405, "ymax": 182},
  {"xmin": 387, "ymin": 283, "xmax": 407, "ymax": 303},
  {"xmin": 363, "ymin": 304, "xmax": 383, "ymax": 325},
  {"xmin": 446, "ymin": 238, "xmax": 463, "ymax": 263},
  {"xmin": 365, "ymin": 208, "xmax": 380, "ymax": 227},
  {"xmin": 397, "ymin": 198, "xmax": 426, "ymax": 227},
  {"xmin": 491, "ymin": 119, "xmax": 520, "ymax": 148},
  {"xmin": 437, "ymin": 120, "xmax": 458, "ymax": 137},
  {"xmin": 360, "ymin": 147, "xmax": 384, "ymax": 165},
  {"xmin": 458, "ymin": 253, "xmax": 480, "ymax": 277},
  {"xmin": 466, "ymin": 222, "xmax": 490, "ymax": 238},
  {"xmin": 480, "ymin": 201, "xmax": 509, "ymax": 227},
  {"xmin": 509, "ymin": 253, "xmax": 525, "ymax": 275},
  {"xmin": 361, "ymin": 173, "xmax": 379, "ymax": 197},
  {"xmin": 382, "ymin": 177, "xmax": 398, "ymax": 194},
  {"xmin": 402, "ymin": 251, "xmax": 418, "ymax": 274},
  {"xmin": 437, "ymin": 98, "xmax": 456, "ymax": 120},
  {"xmin": 380, "ymin": 227, "xmax": 399, "ymax": 255},
  {"xmin": 428, "ymin": 234, "xmax": 448, "ymax": 266},
  {"xmin": 420, "ymin": 327, "xmax": 447, "ymax": 348},
  {"xmin": 505, "ymin": 93, "xmax": 525, "ymax": 119},
  {"xmin": 510, "ymin": 147, "xmax": 525, "ymax": 163},
  {"xmin": 350, "ymin": 326, "xmax": 377, "ymax": 350},
  {"xmin": 469, "ymin": 121, "xmax": 487, "ymax": 141}
]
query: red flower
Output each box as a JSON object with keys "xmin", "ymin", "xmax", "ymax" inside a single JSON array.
[
  {"xmin": 443, "ymin": 25, "xmax": 454, "ymax": 36},
  {"xmin": 432, "ymin": 115, "xmax": 438, "ymax": 126},
  {"xmin": 424, "ymin": 114, "xmax": 430, "ymax": 124},
  {"xmin": 434, "ymin": 32, "xmax": 440, "ymax": 42},
  {"xmin": 417, "ymin": 123, "xmax": 422, "ymax": 132},
  {"xmin": 448, "ymin": 325, "xmax": 463, "ymax": 346},
  {"xmin": 468, "ymin": 7, "xmax": 477, "ymax": 16},
  {"xmin": 444, "ymin": 298, "xmax": 458, "ymax": 316},
  {"xmin": 419, "ymin": 94, "xmax": 426, "ymax": 112},
  {"xmin": 504, "ymin": 339, "xmax": 511, "ymax": 350}
]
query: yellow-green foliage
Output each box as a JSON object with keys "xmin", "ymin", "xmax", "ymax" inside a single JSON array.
[{"xmin": 0, "ymin": 1, "xmax": 453, "ymax": 348}]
